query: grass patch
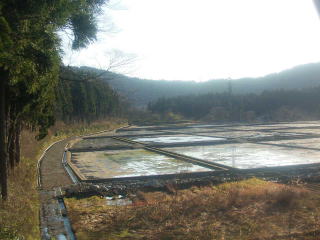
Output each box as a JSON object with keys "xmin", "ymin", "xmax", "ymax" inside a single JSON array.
[
  {"xmin": 65, "ymin": 178, "xmax": 320, "ymax": 240},
  {"xmin": 0, "ymin": 157, "xmax": 39, "ymax": 240},
  {"xmin": 0, "ymin": 118, "xmax": 126, "ymax": 240}
]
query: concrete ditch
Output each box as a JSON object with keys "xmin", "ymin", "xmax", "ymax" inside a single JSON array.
[{"xmin": 40, "ymin": 121, "xmax": 320, "ymax": 239}]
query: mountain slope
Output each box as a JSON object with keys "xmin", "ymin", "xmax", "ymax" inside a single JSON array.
[{"xmin": 82, "ymin": 62, "xmax": 320, "ymax": 108}]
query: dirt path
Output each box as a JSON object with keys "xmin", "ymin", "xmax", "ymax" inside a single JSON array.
[
  {"xmin": 38, "ymin": 137, "xmax": 74, "ymax": 239},
  {"xmin": 40, "ymin": 138, "xmax": 74, "ymax": 190},
  {"xmin": 38, "ymin": 127, "xmax": 124, "ymax": 239}
]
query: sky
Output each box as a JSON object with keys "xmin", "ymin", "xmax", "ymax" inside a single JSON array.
[{"xmin": 62, "ymin": 0, "xmax": 320, "ymax": 82}]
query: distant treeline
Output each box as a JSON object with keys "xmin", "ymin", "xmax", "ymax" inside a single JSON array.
[
  {"xmin": 56, "ymin": 67, "xmax": 122, "ymax": 123},
  {"xmin": 100, "ymin": 62, "xmax": 320, "ymax": 108},
  {"xmin": 148, "ymin": 87, "xmax": 320, "ymax": 121}
]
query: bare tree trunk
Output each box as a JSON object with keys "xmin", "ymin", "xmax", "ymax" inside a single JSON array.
[
  {"xmin": 15, "ymin": 125, "xmax": 20, "ymax": 165},
  {"xmin": 7, "ymin": 108, "xmax": 15, "ymax": 170},
  {"xmin": 0, "ymin": 70, "xmax": 8, "ymax": 200},
  {"xmin": 8, "ymin": 122, "xmax": 15, "ymax": 170}
]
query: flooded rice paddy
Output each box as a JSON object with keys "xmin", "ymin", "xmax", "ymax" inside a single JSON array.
[
  {"xmin": 72, "ymin": 138, "xmax": 132, "ymax": 150},
  {"xmin": 71, "ymin": 149, "xmax": 211, "ymax": 179},
  {"xmin": 112, "ymin": 130, "xmax": 162, "ymax": 136},
  {"xmin": 273, "ymin": 128, "xmax": 320, "ymax": 135},
  {"xmin": 262, "ymin": 138, "xmax": 320, "ymax": 149},
  {"xmin": 162, "ymin": 143, "xmax": 320, "ymax": 169},
  {"xmin": 164, "ymin": 127, "xmax": 234, "ymax": 134},
  {"xmin": 194, "ymin": 131, "xmax": 274, "ymax": 138},
  {"xmin": 68, "ymin": 121, "xmax": 320, "ymax": 180},
  {"xmin": 131, "ymin": 135, "xmax": 225, "ymax": 144}
]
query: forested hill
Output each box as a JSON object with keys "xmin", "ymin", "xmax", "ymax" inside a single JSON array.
[
  {"xmin": 55, "ymin": 67, "xmax": 122, "ymax": 125},
  {"xmin": 81, "ymin": 62, "xmax": 320, "ymax": 108}
]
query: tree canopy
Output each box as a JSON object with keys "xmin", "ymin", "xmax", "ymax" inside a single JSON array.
[
  {"xmin": 56, "ymin": 66, "xmax": 121, "ymax": 124},
  {"xmin": 0, "ymin": 0, "xmax": 107, "ymax": 199},
  {"xmin": 148, "ymin": 88, "xmax": 320, "ymax": 122}
]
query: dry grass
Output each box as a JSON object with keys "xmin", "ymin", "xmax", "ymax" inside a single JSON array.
[
  {"xmin": 0, "ymin": 118, "xmax": 126, "ymax": 240},
  {"xmin": 65, "ymin": 178, "xmax": 320, "ymax": 240},
  {"xmin": 0, "ymin": 157, "xmax": 39, "ymax": 240}
]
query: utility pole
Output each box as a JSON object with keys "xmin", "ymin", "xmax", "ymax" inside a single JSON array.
[{"xmin": 228, "ymin": 78, "xmax": 233, "ymax": 121}]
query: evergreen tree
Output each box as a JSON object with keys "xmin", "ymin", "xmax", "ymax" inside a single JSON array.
[
  {"xmin": 56, "ymin": 66, "xmax": 121, "ymax": 123},
  {"xmin": 0, "ymin": 0, "xmax": 107, "ymax": 200},
  {"xmin": 148, "ymin": 87, "xmax": 320, "ymax": 122}
]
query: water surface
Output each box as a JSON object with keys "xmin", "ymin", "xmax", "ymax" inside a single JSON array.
[
  {"xmin": 162, "ymin": 143, "xmax": 320, "ymax": 169},
  {"xmin": 72, "ymin": 149, "xmax": 212, "ymax": 179}
]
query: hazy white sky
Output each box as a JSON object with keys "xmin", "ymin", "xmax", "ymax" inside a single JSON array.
[{"xmin": 62, "ymin": 0, "xmax": 320, "ymax": 81}]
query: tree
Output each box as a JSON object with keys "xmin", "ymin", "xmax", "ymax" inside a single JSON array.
[
  {"xmin": 0, "ymin": 0, "xmax": 107, "ymax": 200},
  {"xmin": 148, "ymin": 87, "xmax": 320, "ymax": 122},
  {"xmin": 56, "ymin": 66, "xmax": 121, "ymax": 123}
]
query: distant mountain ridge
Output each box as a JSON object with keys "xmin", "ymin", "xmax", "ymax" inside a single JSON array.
[{"xmin": 81, "ymin": 62, "xmax": 320, "ymax": 108}]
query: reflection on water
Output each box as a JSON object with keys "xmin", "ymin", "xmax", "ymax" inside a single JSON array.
[
  {"xmin": 132, "ymin": 135, "xmax": 224, "ymax": 144},
  {"xmin": 72, "ymin": 149, "xmax": 212, "ymax": 179},
  {"xmin": 163, "ymin": 143, "xmax": 320, "ymax": 169}
]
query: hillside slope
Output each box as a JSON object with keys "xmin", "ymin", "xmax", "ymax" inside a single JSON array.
[{"xmin": 81, "ymin": 62, "xmax": 320, "ymax": 108}]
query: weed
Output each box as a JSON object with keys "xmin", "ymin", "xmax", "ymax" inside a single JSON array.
[
  {"xmin": 0, "ymin": 119, "xmax": 126, "ymax": 239},
  {"xmin": 273, "ymin": 187, "xmax": 300, "ymax": 209},
  {"xmin": 65, "ymin": 178, "xmax": 320, "ymax": 240}
]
